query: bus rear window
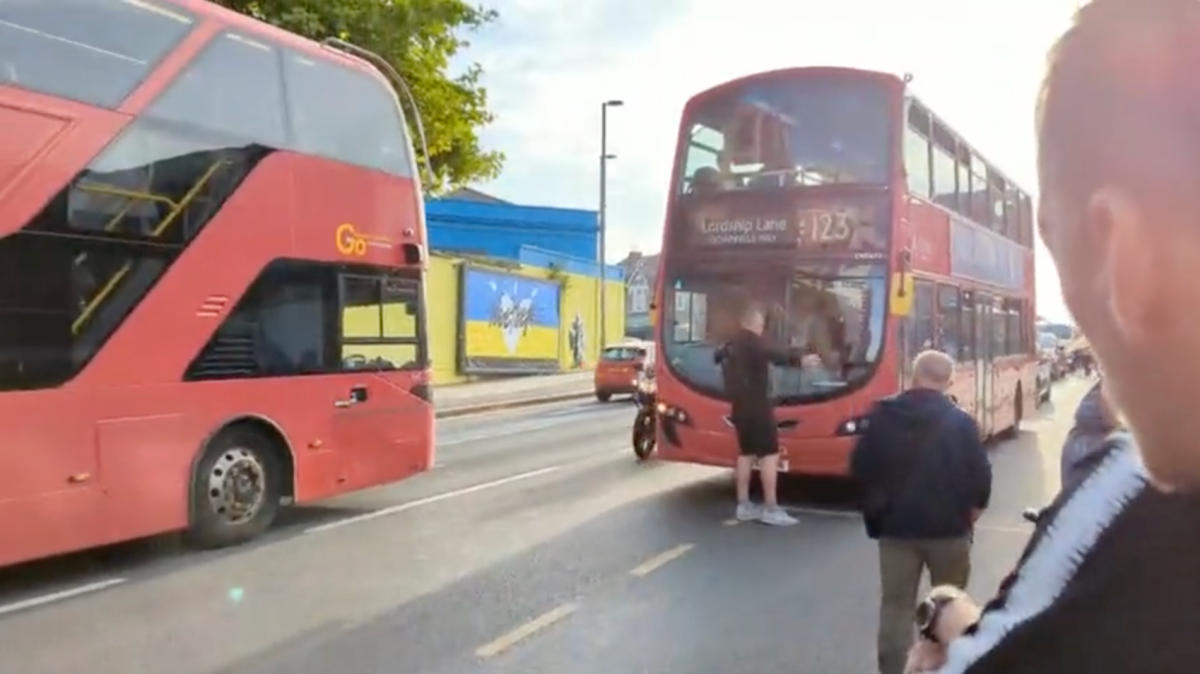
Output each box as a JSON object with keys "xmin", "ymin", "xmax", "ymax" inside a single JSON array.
[
  {"xmin": 0, "ymin": 0, "xmax": 194, "ymax": 109},
  {"xmin": 601, "ymin": 347, "xmax": 645, "ymax": 361}
]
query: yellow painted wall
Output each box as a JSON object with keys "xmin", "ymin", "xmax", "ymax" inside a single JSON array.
[
  {"xmin": 427, "ymin": 255, "xmax": 462, "ymax": 384},
  {"xmin": 425, "ymin": 253, "xmax": 625, "ymax": 384}
]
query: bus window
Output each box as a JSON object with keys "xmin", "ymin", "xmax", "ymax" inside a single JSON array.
[
  {"xmin": 989, "ymin": 301, "xmax": 1008, "ymax": 357},
  {"xmin": 283, "ymin": 51, "xmax": 413, "ymax": 177},
  {"xmin": 937, "ymin": 285, "xmax": 966, "ymax": 361},
  {"xmin": 148, "ymin": 31, "xmax": 287, "ymax": 147},
  {"xmin": 185, "ymin": 260, "xmax": 336, "ymax": 380},
  {"xmin": 930, "ymin": 130, "xmax": 958, "ymax": 212},
  {"xmin": 0, "ymin": 0, "xmax": 194, "ymax": 109},
  {"xmin": 676, "ymin": 74, "xmax": 892, "ymax": 190},
  {"xmin": 904, "ymin": 104, "xmax": 932, "ymax": 198},
  {"xmin": 907, "ymin": 280, "xmax": 935, "ymax": 364},
  {"xmin": 341, "ymin": 273, "xmax": 425, "ymax": 371},
  {"xmin": 970, "ymin": 155, "xmax": 990, "ymax": 226}
]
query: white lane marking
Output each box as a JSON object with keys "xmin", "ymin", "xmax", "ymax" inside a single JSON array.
[
  {"xmin": 629, "ymin": 543, "xmax": 695, "ymax": 578},
  {"xmin": 305, "ymin": 466, "xmax": 563, "ymax": 534},
  {"xmin": 475, "ymin": 603, "xmax": 579, "ymax": 658},
  {"xmin": 0, "ymin": 578, "xmax": 127, "ymax": 618},
  {"xmin": 439, "ymin": 420, "xmax": 571, "ymax": 447},
  {"xmin": 781, "ymin": 507, "xmax": 1031, "ymax": 535}
]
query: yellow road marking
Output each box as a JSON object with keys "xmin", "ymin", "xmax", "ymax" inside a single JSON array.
[
  {"xmin": 629, "ymin": 543, "xmax": 695, "ymax": 578},
  {"xmin": 475, "ymin": 603, "xmax": 579, "ymax": 658}
]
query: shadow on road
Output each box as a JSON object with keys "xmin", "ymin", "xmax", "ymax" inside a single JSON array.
[{"xmin": 0, "ymin": 502, "xmax": 376, "ymax": 608}]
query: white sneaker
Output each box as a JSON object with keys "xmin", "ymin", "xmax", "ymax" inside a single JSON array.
[
  {"xmin": 759, "ymin": 506, "xmax": 798, "ymax": 526},
  {"xmin": 735, "ymin": 502, "xmax": 761, "ymax": 521}
]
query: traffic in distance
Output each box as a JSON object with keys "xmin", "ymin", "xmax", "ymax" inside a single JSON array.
[
  {"xmin": 0, "ymin": 0, "xmax": 433, "ymax": 568},
  {"xmin": 652, "ymin": 67, "xmax": 1038, "ymax": 476}
]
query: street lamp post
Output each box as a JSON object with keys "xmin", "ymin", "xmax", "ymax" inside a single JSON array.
[{"xmin": 598, "ymin": 99, "xmax": 623, "ymax": 351}]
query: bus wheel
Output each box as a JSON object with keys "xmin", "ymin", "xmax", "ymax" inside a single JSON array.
[
  {"xmin": 596, "ymin": 391, "xmax": 612, "ymax": 402},
  {"xmin": 1002, "ymin": 386, "xmax": 1025, "ymax": 439},
  {"xmin": 186, "ymin": 428, "xmax": 282, "ymax": 549}
]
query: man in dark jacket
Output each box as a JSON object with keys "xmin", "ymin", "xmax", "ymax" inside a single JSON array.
[
  {"xmin": 1059, "ymin": 379, "xmax": 1119, "ymax": 491},
  {"xmin": 850, "ymin": 350, "xmax": 991, "ymax": 674}
]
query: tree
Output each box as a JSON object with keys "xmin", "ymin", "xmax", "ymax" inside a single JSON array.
[{"xmin": 214, "ymin": 0, "xmax": 503, "ymax": 192}]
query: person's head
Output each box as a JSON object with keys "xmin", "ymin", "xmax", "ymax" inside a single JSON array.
[
  {"xmin": 911, "ymin": 350, "xmax": 954, "ymax": 393},
  {"xmin": 1037, "ymin": 0, "xmax": 1200, "ymax": 489},
  {"xmin": 739, "ymin": 302, "xmax": 766, "ymax": 335}
]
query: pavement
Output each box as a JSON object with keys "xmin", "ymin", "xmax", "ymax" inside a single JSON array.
[
  {"xmin": 435, "ymin": 372, "xmax": 596, "ymax": 416},
  {"xmin": 0, "ymin": 378, "xmax": 1091, "ymax": 674}
]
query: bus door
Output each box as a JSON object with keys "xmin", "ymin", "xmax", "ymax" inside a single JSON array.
[
  {"xmin": 973, "ymin": 293, "xmax": 994, "ymax": 436},
  {"xmin": 331, "ymin": 272, "xmax": 429, "ymax": 489}
]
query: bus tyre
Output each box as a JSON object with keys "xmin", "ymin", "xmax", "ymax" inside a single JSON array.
[
  {"xmin": 186, "ymin": 428, "xmax": 282, "ymax": 549},
  {"xmin": 1004, "ymin": 385, "xmax": 1025, "ymax": 439},
  {"xmin": 596, "ymin": 391, "xmax": 612, "ymax": 402}
]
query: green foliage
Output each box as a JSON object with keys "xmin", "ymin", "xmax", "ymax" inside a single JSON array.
[{"xmin": 214, "ymin": 0, "xmax": 503, "ymax": 192}]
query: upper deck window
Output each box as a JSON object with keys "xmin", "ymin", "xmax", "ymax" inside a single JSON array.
[
  {"xmin": 678, "ymin": 75, "xmax": 891, "ymax": 195},
  {"xmin": 0, "ymin": 0, "xmax": 193, "ymax": 108},
  {"xmin": 283, "ymin": 51, "xmax": 414, "ymax": 178},
  {"xmin": 147, "ymin": 31, "xmax": 287, "ymax": 147}
]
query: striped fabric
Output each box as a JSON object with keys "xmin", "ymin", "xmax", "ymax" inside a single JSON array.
[{"xmin": 936, "ymin": 433, "xmax": 1146, "ymax": 673}]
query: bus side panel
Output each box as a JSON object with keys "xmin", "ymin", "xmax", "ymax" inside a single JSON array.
[
  {"xmin": 289, "ymin": 155, "xmax": 433, "ymax": 491},
  {"xmin": 0, "ymin": 391, "xmax": 106, "ymax": 568}
]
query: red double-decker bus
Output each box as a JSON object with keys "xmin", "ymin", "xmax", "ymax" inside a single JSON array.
[
  {"xmin": 653, "ymin": 67, "xmax": 1037, "ymax": 476},
  {"xmin": 0, "ymin": 0, "xmax": 433, "ymax": 567}
]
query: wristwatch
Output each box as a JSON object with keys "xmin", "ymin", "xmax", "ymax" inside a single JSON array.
[{"xmin": 915, "ymin": 585, "xmax": 966, "ymax": 643}]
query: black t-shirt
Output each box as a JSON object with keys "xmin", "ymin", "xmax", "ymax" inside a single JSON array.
[
  {"xmin": 718, "ymin": 329, "xmax": 791, "ymax": 421},
  {"xmin": 939, "ymin": 437, "xmax": 1200, "ymax": 674}
]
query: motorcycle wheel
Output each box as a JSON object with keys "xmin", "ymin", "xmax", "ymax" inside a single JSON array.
[{"xmin": 632, "ymin": 414, "xmax": 655, "ymax": 460}]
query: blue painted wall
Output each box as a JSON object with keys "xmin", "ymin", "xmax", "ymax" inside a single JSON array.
[
  {"xmin": 426, "ymin": 197, "xmax": 622, "ymax": 281},
  {"xmin": 427, "ymin": 198, "xmax": 596, "ymax": 261}
]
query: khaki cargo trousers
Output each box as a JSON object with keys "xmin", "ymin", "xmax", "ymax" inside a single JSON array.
[{"xmin": 876, "ymin": 537, "xmax": 972, "ymax": 674}]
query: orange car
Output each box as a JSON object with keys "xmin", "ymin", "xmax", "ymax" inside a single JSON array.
[{"xmin": 594, "ymin": 340, "xmax": 655, "ymax": 402}]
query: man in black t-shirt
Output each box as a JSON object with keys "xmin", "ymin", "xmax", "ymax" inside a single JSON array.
[{"xmin": 714, "ymin": 302, "xmax": 803, "ymax": 526}]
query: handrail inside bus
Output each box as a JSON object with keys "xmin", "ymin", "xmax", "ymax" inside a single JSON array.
[
  {"xmin": 320, "ymin": 37, "xmax": 438, "ymax": 191},
  {"xmin": 71, "ymin": 160, "xmax": 231, "ymax": 335}
]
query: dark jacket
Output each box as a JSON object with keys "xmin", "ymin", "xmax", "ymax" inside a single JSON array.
[
  {"xmin": 1060, "ymin": 382, "xmax": 1116, "ymax": 491},
  {"xmin": 850, "ymin": 388, "xmax": 992, "ymax": 539},
  {"xmin": 940, "ymin": 435, "xmax": 1200, "ymax": 674}
]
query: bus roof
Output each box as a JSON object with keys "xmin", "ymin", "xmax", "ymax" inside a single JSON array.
[
  {"xmin": 684, "ymin": 67, "xmax": 903, "ymax": 108},
  {"xmin": 164, "ymin": 0, "xmax": 381, "ymax": 76}
]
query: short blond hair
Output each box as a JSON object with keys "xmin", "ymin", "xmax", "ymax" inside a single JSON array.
[{"xmin": 913, "ymin": 350, "xmax": 954, "ymax": 387}]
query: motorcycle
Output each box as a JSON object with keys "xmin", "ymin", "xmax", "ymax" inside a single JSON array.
[{"xmin": 631, "ymin": 375, "xmax": 656, "ymax": 460}]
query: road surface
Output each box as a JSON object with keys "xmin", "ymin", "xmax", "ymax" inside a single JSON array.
[{"xmin": 0, "ymin": 380, "xmax": 1088, "ymax": 674}]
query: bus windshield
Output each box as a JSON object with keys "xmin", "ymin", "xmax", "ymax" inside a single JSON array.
[
  {"xmin": 662, "ymin": 258, "xmax": 887, "ymax": 404},
  {"xmin": 678, "ymin": 75, "xmax": 891, "ymax": 194}
]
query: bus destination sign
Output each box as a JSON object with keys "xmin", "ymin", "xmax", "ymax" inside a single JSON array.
[{"xmin": 684, "ymin": 202, "xmax": 887, "ymax": 255}]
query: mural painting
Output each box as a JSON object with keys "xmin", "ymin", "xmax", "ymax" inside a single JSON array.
[
  {"xmin": 459, "ymin": 266, "xmax": 562, "ymax": 374},
  {"xmin": 568, "ymin": 311, "xmax": 587, "ymax": 369}
]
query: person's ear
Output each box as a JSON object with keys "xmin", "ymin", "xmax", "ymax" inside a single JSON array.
[{"xmin": 1088, "ymin": 187, "xmax": 1154, "ymax": 347}]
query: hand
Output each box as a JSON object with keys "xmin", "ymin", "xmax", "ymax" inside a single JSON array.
[
  {"xmin": 800, "ymin": 354, "xmax": 823, "ymax": 368},
  {"xmin": 904, "ymin": 639, "xmax": 947, "ymax": 674}
]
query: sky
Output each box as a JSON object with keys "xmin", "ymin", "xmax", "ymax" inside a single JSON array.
[{"xmin": 456, "ymin": 0, "xmax": 1078, "ymax": 322}]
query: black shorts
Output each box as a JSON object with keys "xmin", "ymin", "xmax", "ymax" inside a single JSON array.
[{"xmin": 733, "ymin": 417, "xmax": 779, "ymax": 458}]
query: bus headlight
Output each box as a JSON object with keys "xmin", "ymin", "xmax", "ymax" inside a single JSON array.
[
  {"xmin": 656, "ymin": 401, "xmax": 689, "ymax": 424},
  {"xmin": 836, "ymin": 416, "xmax": 869, "ymax": 436}
]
